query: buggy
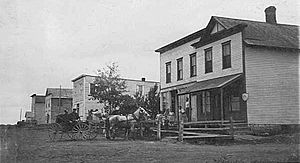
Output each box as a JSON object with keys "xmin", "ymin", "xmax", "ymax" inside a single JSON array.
[{"xmin": 48, "ymin": 112, "xmax": 104, "ymax": 141}]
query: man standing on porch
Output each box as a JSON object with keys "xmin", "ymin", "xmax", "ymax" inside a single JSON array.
[{"xmin": 185, "ymin": 97, "xmax": 190, "ymax": 122}]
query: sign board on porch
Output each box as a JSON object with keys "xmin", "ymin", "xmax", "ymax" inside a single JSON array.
[{"xmin": 242, "ymin": 93, "xmax": 249, "ymax": 101}]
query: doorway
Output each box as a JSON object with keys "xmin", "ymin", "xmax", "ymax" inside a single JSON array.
[{"xmin": 190, "ymin": 95, "xmax": 197, "ymax": 121}]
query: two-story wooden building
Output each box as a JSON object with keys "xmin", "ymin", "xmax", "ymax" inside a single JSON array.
[
  {"xmin": 156, "ymin": 6, "xmax": 299, "ymax": 125},
  {"xmin": 72, "ymin": 74, "xmax": 159, "ymax": 120},
  {"xmin": 45, "ymin": 88, "xmax": 73, "ymax": 123},
  {"xmin": 30, "ymin": 94, "xmax": 46, "ymax": 124}
]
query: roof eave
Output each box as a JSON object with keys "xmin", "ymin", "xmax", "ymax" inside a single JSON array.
[
  {"xmin": 191, "ymin": 24, "xmax": 247, "ymax": 48},
  {"xmin": 71, "ymin": 74, "xmax": 87, "ymax": 82},
  {"xmin": 244, "ymin": 42, "xmax": 300, "ymax": 51},
  {"xmin": 155, "ymin": 29, "xmax": 206, "ymax": 53}
]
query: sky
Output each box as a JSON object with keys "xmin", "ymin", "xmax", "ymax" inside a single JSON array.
[{"xmin": 0, "ymin": 0, "xmax": 299, "ymax": 124}]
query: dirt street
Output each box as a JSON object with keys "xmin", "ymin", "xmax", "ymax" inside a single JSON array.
[{"xmin": 0, "ymin": 126, "xmax": 299, "ymax": 163}]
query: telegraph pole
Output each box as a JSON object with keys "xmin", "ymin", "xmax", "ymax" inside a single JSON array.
[
  {"xmin": 59, "ymin": 85, "xmax": 61, "ymax": 113},
  {"xmin": 20, "ymin": 108, "xmax": 22, "ymax": 121}
]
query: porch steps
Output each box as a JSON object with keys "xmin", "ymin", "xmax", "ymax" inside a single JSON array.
[
  {"xmin": 154, "ymin": 129, "xmax": 233, "ymax": 140},
  {"xmin": 164, "ymin": 133, "xmax": 232, "ymax": 140},
  {"xmin": 153, "ymin": 129, "xmax": 203, "ymax": 135}
]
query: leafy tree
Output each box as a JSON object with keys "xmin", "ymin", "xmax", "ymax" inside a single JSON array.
[
  {"xmin": 134, "ymin": 91, "xmax": 146, "ymax": 108},
  {"xmin": 144, "ymin": 84, "xmax": 160, "ymax": 119},
  {"xmin": 118, "ymin": 95, "xmax": 137, "ymax": 115},
  {"xmin": 131, "ymin": 84, "xmax": 160, "ymax": 119},
  {"xmin": 89, "ymin": 63, "xmax": 127, "ymax": 113}
]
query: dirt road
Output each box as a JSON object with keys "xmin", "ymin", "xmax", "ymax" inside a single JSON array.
[{"xmin": 1, "ymin": 126, "xmax": 299, "ymax": 163}]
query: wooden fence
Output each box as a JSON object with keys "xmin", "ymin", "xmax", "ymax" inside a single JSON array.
[{"xmin": 143, "ymin": 114, "xmax": 247, "ymax": 141}]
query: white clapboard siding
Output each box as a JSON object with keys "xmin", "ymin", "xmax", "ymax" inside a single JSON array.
[
  {"xmin": 160, "ymin": 32, "xmax": 243, "ymax": 90},
  {"xmin": 245, "ymin": 46, "xmax": 299, "ymax": 124}
]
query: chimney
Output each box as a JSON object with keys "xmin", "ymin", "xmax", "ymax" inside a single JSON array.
[
  {"xmin": 141, "ymin": 78, "xmax": 146, "ymax": 82},
  {"xmin": 265, "ymin": 6, "xmax": 277, "ymax": 24}
]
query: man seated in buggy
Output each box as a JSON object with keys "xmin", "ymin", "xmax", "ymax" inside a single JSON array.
[
  {"xmin": 55, "ymin": 110, "xmax": 69, "ymax": 124},
  {"xmin": 68, "ymin": 108, "xmax": 80, "ymax": 123}
]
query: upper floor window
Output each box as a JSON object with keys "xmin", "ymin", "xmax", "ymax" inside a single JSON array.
[
  {"xmin": 177, "ymin": 58, "xmax": 183, "ymax": 80},
  {"xmin": 166, "ymin": 62, "xmax": 171, "ymax": 83},
  {"xmin": 222, "ymin": 41, "xmax": 231, "ymax": 69},
  {"xmin": 205, "ymin": 48, "xmax": 213, "ymax": 73},
  {"xmin": 136, "ymin": 85, "xmax": 143, "ymax": 95},
  {"xmin": 190, "ymin": 53, "xmax": 197, "ymax": 77},
  {"xmin": 90, "ymin": 83, "xmax": 100, "ymax": 94},
  {"xmin": 90, "ymin": 83, "xmax": 95, "ymax": 94}
]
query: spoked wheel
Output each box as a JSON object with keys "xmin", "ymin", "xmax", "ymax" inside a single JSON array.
[
  {"xmin": 70, "ymin": 123, "xmax": 90, "ymax": 140},
  {"xmin": 86, "ymin": 124, "xmax": 99, "ymax": 140},
  {"xmin": 48, "ymin": 123, "xmax": 62, "ymax": 141}
]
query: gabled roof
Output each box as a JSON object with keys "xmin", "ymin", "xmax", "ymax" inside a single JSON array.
[
  {"xmin": 45, "ymin": 88, "xmax": 73, "ymax": 98},
  {"xmin": 155, "ymin": 29, "xmax": 206, "ymax": 53},
  {"xmin": 193, "ymin": 16, "xmax": 299, "ymax": 50},
  {"xmin": 30, "ymin": 94, "xmax": 45, "ymax": 103},
  {"xmin": 192, "ymin": 24, "xmax": 247, "ymax": 48}
]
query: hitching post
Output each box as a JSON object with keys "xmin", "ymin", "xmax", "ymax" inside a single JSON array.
[
  {"xmin": 157, "ymin": 116, "xmax": 161, "ymax": 140},
  {"xmin": 140, "ymin": 122, "xmax": 143, "ymax": 138},
  {"xmin": 229, "ymin": 116, "xmax": 234, "ymax": 140},
  {"xmin": 178, "ymin": 107, "xmax": 183, "ymax": 142}
]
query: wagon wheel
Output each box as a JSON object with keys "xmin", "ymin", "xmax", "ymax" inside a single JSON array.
[
  {"xmin": 48, "ymin": 123, "xmax": 62, "ymax": 141},
  {"xmin": 109, "ymin": 128, "xmax": 117, "ymax": 140},
  {"xmin": 71, "ymin": 123, "xmax": 90, "ymax": 140},
  {"xmin": 86, "ymin": 124, "xmax": 99, "ymax": 140}
]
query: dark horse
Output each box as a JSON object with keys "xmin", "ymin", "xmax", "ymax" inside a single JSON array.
[{"xmin": 105, "ymin": 107, "xmax": 150, "ymax": 140}]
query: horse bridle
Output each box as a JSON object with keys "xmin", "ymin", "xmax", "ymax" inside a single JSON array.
[{"xmin": 132, "ymin": 112, "xmax": 139, "ymax": 122}]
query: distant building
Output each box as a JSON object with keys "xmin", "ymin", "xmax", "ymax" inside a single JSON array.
[
  {"xmin": 25, "ymin": 111, "xmax": 34, "ymax": 122},
  {"xmin": 30, "ymin": 94, "xmax": 45, "ymax": 124},
  {"xmin": 155, "ymin": 6, "xmax": 299, "ymax": 125},
  {"xmin": 72, "ymin": 74, "xmax": 159, "ymax": 120},
  {"xmin": 45, "ymin": 88, "xmax": 73, "ymax": 123}
]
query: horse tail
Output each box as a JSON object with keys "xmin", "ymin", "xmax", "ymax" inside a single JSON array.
[{"xmin": 105, "ymin": 117, "xmax": 110, "ymax": 139}]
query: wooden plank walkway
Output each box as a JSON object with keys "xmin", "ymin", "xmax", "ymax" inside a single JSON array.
[
  {"xmin": 153, "ymin": 129, "xmax": 232, "ymax": 140},
  {"xmin": 164, "ymin": 134, "xmax": 232, "ymax": 140}
]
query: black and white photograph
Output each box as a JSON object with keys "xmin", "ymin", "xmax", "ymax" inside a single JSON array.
[{"xmin": 0, "ymin": 0, "xmax": 299, "ymax": 162}]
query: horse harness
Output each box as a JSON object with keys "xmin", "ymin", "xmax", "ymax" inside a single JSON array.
[{"xmin": 124, "ymin": 113, "xmax": 139, "ymax": 125}]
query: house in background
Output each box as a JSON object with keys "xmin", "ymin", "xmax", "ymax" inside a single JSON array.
[
  {"xmin": 45, "ymin": 88, "xmax": 73, "ymax": 123},
  {"xmin": 25, "ymin": 111, "xmax": 34, "ymax": 122},
  {"xmin": 72, "ymin": 74, "xmax": 159, "ymax": 120},
  {"xmin": 30, "ymin": 94, "xmax": 45, "ymax": 124},
  {"xmin": 155, "ymin": 6, "xmax": 299, "ymax": 125}
]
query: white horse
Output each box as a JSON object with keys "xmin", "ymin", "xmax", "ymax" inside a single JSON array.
[{"xmin": 106, "ymin": 107, "xmax": 150, "ymax": 140}]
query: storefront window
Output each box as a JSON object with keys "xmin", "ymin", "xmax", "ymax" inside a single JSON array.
[
  {"xmin": 231, "ymin": 96, "xmax": 240, "ymax": 111},
  {"xmin": 162, "ymin": 92, "xmax": 167, "ymax": 113},
  {"xmin": 205, "ymin": 91, "xmax": 211, "ymax": 112}
]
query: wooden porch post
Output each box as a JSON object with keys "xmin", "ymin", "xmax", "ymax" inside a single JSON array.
[
  {"xmin": 220, "ymin": 88, "xmax": 224, "ymax": 125},
  {"xmin": 178, "ymin": 107, "xmax": 183, "ymax": 142}
]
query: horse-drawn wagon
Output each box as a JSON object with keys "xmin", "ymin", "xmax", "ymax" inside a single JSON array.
[
  {"xmin": 48, "ymin": 110, "xmax": 104, "ymax": 141},
  {"xmin": 105, "ymin": 107, "xmax": 151, "ymax": 140},
  {"xmin": 48, "ymin": 107, "xmax": 154, "ymax": 141}
]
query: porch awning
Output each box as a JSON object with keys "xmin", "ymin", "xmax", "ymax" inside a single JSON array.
[{"xmin": 178, "ymin": 73, "xmax": 242, "ymax": 95}]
